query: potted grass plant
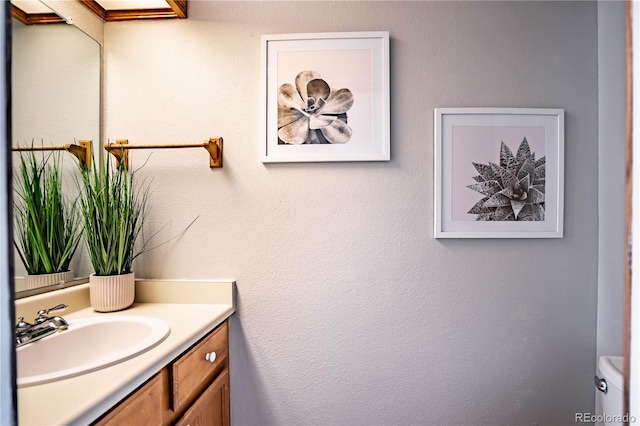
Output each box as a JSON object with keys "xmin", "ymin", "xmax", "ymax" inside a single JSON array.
[
  {"xmin": 78, "ymin": 155, "xmax": 151, "ymax": 312},
  {"xmin": 13, "ymin": 150, "xmax": 83, "ymax": 289}
]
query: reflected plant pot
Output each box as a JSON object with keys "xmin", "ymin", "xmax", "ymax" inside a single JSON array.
[
  {"xmin": 89, "ymin": 272, "xmax": 135, "ymax": 313},
  {"xmin": 25, "ymin": 270, "xmax": 74, "ymax": 290}
]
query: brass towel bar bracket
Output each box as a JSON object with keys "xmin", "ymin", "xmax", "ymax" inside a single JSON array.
[
  {"xmin": 104, "ymin": 137, "xmax": 223, "ymax": 168},
  {"xmin": 11, "ymin": 140, "xmax": 93, "ymax": 169}
]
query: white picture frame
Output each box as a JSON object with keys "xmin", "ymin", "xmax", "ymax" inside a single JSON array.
[
  {"xmin": 434, "ymin": 108, "xmax": 564, "ymax": 238},
  {"xmin": 260, "ymin": 31, "xmax": 390, "ymax": 163}
]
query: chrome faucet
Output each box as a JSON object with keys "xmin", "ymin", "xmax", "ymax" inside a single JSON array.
[{"xmin": 15, "ymin": 304, "xmax": 69, "ymax": 348}]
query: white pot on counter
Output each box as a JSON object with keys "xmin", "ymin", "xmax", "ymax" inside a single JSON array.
[{"xmin": 89, "ymin": 272, "xmax": 135, "ymax": 312}]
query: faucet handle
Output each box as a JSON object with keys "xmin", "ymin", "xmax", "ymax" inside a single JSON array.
[
  {"xmin": 35, "ymin": 304, "xmax": 68, "ymax": 323},
  {"xmin": 16, "ymin": 317, "xmax": 32, "ymax": 330},
  {"xmin": 46, "ymin": 304, "xmax": 67, "ymax": 314}
]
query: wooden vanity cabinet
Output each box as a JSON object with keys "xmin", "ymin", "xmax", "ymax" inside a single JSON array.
[{"xmin": 93, "ymin": 320, "xmax": 230, "ymax": 426}]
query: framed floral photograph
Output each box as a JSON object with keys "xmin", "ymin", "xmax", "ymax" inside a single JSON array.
[
  {"xmin": 434, "ymin": 108, "xmax": 564, "ymax": 238},
  {"xmin": 260, "ymin": 31, "xmax": 390, "ymax": 163}
]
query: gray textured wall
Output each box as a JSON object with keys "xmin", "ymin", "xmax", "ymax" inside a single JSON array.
[{"xmin": 104, "ymin": 1, "xmax": 599, "ymax": 424}]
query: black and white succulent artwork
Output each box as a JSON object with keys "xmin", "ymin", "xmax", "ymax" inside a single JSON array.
[
  {"xmin": 467, "ymin": 137, "xmax": 545, "ymax": 221},
  {"xmin": 277, "ymin": 71, "xmax": 354, "ymax": 145}
]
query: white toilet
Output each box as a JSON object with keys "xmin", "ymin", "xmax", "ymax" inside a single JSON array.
[{"xmin": 596, "ymin": 355, "xmax": 624, "ymax": 425}]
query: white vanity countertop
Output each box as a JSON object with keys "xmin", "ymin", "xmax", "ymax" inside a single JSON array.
[{"xmin": 16, "ymin": 279, "xmax": 236, "ymax": 426}]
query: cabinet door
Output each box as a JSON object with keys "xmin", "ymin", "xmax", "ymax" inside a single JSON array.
[
  {"xmin": 174, "ymin": 369, "xmax": 229, "ymax": 426},
  {"xmin": 94, "ymin": 369, "xmax": 169, "ymax": 426}
]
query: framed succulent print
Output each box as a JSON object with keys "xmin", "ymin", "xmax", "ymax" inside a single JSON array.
[
  {"xmin": 260, "ymin": 31, "xmax": 390, "ymax": 162},
  {"xmin": 434, "ymin": 108, "xmax": 564, "ymax": 238}
]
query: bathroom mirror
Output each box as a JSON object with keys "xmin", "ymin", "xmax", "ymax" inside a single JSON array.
[{"xmin": 11, "ymin": 1, "xmax": 101, "ymax": 298}]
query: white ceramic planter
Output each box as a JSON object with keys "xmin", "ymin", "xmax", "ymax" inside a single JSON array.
[
  {"xmin": 25, "ymin": 270, "xmax": 74, "ymax": 290},
  {"xmin": 89, "ymin": 272, "xmax": 135, "ymax": 313}
]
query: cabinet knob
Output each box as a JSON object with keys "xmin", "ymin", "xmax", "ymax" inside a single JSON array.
[{"xmin": 205, "ymin": 352, "xmax": 217, "ymax": 363}]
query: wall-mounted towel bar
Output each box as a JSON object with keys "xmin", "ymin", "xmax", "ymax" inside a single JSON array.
[
  {"xmin": 104, "ymin": 137, "xmax": 223, "ymax": 168},
  {"xmin": 11, "ymin": 140, "xmax": 92, "ymax": 169}
]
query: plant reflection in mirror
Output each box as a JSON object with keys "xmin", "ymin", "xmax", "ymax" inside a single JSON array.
[
  {"xmin": 277, "ymin": 70, "xmax": 354, "ymax": 144},
  {"xmin": 467, "ymin": 138, "xmax": 546, "ymax": 221},
  {"xmin": 13, "ymin": 147, "xmax": 82, "ymax": 274}
]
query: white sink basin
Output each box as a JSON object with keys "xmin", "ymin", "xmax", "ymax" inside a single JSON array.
[{"xmin": 17, "ymin": 315, "xmax": 170, "ymax": 387}]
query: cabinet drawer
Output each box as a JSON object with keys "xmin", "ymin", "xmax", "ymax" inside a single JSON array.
[{"xmin": 172, "ymin": 320, "xmax": 228, "ymax": 411}]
